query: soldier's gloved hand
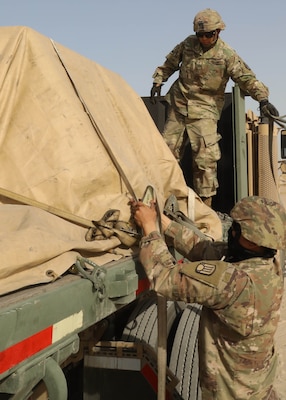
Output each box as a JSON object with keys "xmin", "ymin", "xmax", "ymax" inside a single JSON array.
[
  {"xmin": 260, "ymin": 100, "xmax": 279, "ymax": 117},
  {"xmin": 150, "ymin": 83, "xmax": 162, "ymax": 104}
]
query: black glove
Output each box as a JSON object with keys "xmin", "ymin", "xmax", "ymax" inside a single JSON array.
[
  {"xmin": 150, "ymin": 83, "xmax": 162, "ymax": 104},
  {"xmin": 260, "ymin": 100, "xmax": 279, "ymax": 117}
]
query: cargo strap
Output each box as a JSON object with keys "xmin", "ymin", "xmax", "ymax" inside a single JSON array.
[
  {"xmin": 140, "ymin": 185, "xmax": 167, "ymax": 400},
  {"xmin": 0, "ymin": 42, "xmax": 140, "ymax": 226},
  {"xmin": 267, "ymin": 113, "xmax": 286, "ymax": 185},
  {"xmin": 164, "ymin": 194, "xmax": 211, "ymax": 241},
  {"xmin": 0, "ymin": 186, "xmax": 94, "ymax": 227},
  {"xmin": 50, "ymin": 39, "xmax": 138, "ymax": 201}
]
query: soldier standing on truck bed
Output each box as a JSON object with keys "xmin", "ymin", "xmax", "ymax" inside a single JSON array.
[
  {"xmin": 130, "ymin": 195, "xmax": 286, "ymax": 399},
  {"xmin": 150, "ymin": 8, "xmax": 279, "ymax": 208}
]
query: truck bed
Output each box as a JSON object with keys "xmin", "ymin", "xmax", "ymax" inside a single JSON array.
[{"xmin": 0, "ymin": 255, "xmax": 144, "ymax": 397}]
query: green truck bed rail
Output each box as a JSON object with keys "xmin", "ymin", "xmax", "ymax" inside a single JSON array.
[{"xmin": 0, "ymin": 256, "xmax": 144, "ymax": 399}]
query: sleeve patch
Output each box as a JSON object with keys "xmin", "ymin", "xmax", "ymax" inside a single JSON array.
[
  {"xmin": 196, "ymin": 263, "xmax": 216, "ymax": 276},
  {"xmin": 181, "ymin": 260, "xmax": 230, "ymax": 287}
]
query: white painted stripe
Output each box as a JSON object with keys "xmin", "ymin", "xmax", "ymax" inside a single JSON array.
[{"xmin": 52, "ymin": 311, "xmax": 83, "ymax": 343}]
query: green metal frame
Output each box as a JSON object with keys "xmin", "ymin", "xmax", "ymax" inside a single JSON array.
[
  {"xmin": 232, "ymin": 85, "xmax": 248, "ymax": 202},
  {"xmin": 0, "ymin": 256, "xmax": 141, "ymax": 398}
]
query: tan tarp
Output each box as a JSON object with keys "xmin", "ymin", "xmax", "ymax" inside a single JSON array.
[{"xmin": 0, "ymin": 26, "xmax": 221, "ymax": 295}]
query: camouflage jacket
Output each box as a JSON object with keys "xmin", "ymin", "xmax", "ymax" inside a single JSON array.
[
  {"xmin": 139, "ymin": 221, "xmax": 283, "ymax": 399},
  {"xmin": 152, "ymin": 36, "xmax": 269, "ymax": 119}
]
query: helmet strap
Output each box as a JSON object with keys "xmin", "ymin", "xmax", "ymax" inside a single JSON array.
[{"xmin": 226, "ymin": 226, "xmax": 276, "ymax": 263}]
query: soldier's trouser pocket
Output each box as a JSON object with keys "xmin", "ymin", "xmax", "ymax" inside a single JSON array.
[
  {"xmin": 185, "ymin": 119, "xmax": 221, "ymax": 197},
  {"xmin": 200, "ymin": 132, "xmax": 222, "ymax": 165},
  {"xmin": 162, "ymin": 108, "xmax": 186, "ymax": 160},
  {"xmin": 186, "ymin": 119, "xmax": 222, "ymax": 168}
]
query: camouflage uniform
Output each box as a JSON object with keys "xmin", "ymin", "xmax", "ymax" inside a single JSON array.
[
  {"xmin": 152, "ymin": 35, "xmax": 269, "ymax": 198},
  {"xmin": 139, "ymin": 213, "xmax": 283, "ymax": 398}
]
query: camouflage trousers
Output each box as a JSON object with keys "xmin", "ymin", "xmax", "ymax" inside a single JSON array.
[
  {"xmin": 268, "ymin": 388, "xmax": 280, "ymax": 400},
  {"xmin": 200, "ymin": 386, "xmax": 279, "ymax": 400},
  {"xmin": 162, "ymin": 107, "xmax": 221, "ymax": 198}
]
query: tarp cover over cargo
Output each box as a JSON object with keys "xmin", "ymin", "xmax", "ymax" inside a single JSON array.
[{"xmin": 0, "ymin": 26, "xmax": 221, "ymax": 295}]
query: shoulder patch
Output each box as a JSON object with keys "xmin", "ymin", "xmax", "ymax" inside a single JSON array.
[
  {"xmin": 195, "ymin": 263, "xmax": 216, "ymax": 276},
  {"xmin": 181, "ymin": 260, "xmax": 230, "ymax": 287}
]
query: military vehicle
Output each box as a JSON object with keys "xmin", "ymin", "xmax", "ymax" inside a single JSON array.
[{"xmin": 0, "ymin": 26, "xmax": 285, "ymax": 400}]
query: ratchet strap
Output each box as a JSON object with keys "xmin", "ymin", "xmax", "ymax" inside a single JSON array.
[
  {"xmin": 50, "ymin": 39, "xmax": 138, "ymax": 201},
  {"xmin": 0, "ymin": 186, "xmax": 94, "ymax": 227},
  {"xmin": 0, "ymin": 42, "xmax": 139, "ymax": 228},
  {"xmin": 267, "ymin": 113, "xmax": 286, "ymax": 184}
]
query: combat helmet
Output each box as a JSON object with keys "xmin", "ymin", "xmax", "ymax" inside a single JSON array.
[
  {"xmin": 193, "ymin": 9, "xmax": 226, "ymax": 32},
  {"xmin": 230, "ymin": 196, "xmax": 286, "ymax": 250}
]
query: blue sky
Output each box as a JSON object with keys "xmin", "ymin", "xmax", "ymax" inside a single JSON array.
[{"xmin": 1, "ymin": 0, "xmax": 286, "ymax": 114}]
